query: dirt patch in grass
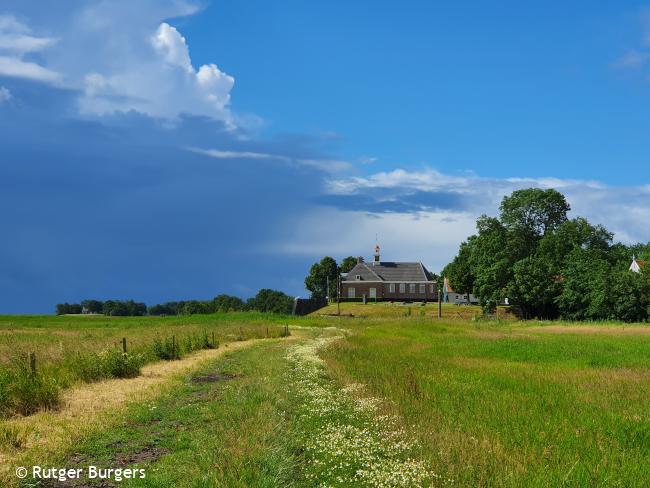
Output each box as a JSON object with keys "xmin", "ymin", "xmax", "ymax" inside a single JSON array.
[
  {"xmin": 190, "ymin": 372, "xmax": 237, "ymax": 383},
  {"xmin": 114, "ymin": 444, "xmax": 169, "ymax": 467}
]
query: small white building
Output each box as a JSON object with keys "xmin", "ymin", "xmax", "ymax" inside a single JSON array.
[{"xmin": 443, "ymin": 277, "xmax": 479, "ymax": 305}]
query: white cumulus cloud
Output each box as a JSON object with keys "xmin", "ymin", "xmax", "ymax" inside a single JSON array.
[{"xmin": 0, "ymin": 2, "xmax": 235, "ymax": 124}]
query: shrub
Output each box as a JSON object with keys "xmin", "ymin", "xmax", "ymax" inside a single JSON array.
[
  {"xmin": 102, "ymin": 349, "xmax": 143, "ymax": 379},
  {"xmin": 153, "ymin": 337, "xmax": 181, "ymax": 360},
  {"xmin": 69, "ymin": 353, "xmax": 107, "ymax": 383},
  {"xmin": 3, "ymin": 358, "xmax": 60, "ymax": 416},
  {"xmin": 200, "ymin": 331, "xmax": 217, "ymax": 349}
]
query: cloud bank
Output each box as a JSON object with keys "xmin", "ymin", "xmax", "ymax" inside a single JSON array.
[{"xmin": 0, "ymin": 1, "xmax": 235, "ymax": 123}]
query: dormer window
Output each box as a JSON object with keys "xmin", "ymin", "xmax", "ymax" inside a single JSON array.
[{"xmin": 355, "ymin": 274, "xmax": 361, "ymax": 280}]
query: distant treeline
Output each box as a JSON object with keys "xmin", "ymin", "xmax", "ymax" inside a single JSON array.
[{"xmin": 55, "ymin": 289, "xmax": 295, "ymax": 316}]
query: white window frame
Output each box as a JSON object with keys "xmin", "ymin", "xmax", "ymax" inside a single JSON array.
[
  {"xmin": 355, "ymin": 274, "xmax": 361, "ymax": 280},
  {"xmin": 430, "ymin": 284, "xmax": 434, "ymax": 293},
  {"xmin": 369, "ymin": 288, "xmax": 376, "ymax": 299},
  {"xmin": 348, "ymin": 287, "xmax": 356, "ymax": 298},
  {"xmin": 409, "ymin": 283, "xmax": 415, "ymax": 294},
  {"xmin": 419, "ymin": 284, "xmax": 426, "ymax": 294},
  {"xmin": 399, "ymin": 283, "xmax": 405, "ymax": 293},
  {"xmin": 389, "ymin": 283, "xmax": 395, "ymax": 293}
]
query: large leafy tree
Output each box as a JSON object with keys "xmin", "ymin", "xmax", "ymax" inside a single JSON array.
[
  {"xmin": 444, "ymin": 240, "xmax": 475, "ymax": 302},
  {"xmin": 305, "ymin": 256, "xmax": 339, "ymax": 300},
  {"xmin": 555, "ymin": 248, "xmax": 612, "ymax": 321},
  {"xmin": 499, "ymin": 188, "xmax": 570, "ymax": 238},
  {"xmin": 610, "ymin": 271, "xmax": 650, "ymax": 323},
  {"xmin": 339, "ymin": 256, "xmax": 358, "ymax": 274},
  {"xmin": 508, "ymin": 256, "xmax": 559, "ymax": 319},
  {"xmin": 470, "ymin": 216, "xmax": 511, "ymax": 312},
  {"xmin": 247, "ymin": 289, "xmax": 294, "ymax": 314}
]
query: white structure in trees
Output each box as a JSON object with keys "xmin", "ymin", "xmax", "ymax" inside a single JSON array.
[{"xmin": 629, "ymin": 256, "xmax": 642, "ymax": 273}]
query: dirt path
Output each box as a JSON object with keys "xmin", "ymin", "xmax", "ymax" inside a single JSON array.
[{"xmin": 0, "ymin": 339, "xmax": 260, "ymax": 484}]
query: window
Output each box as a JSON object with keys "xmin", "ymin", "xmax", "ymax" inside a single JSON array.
[
  {"xmin": 369, "ymin": 288, "xmax": 376, "ymax": 299},
  {"xmin": 389, "ymin": 283, "xmax": 395, "ymax": 293},
  {"xmin": 430, "ymin": 284, "xmax": 434, "ymax": 293},
  {"xmin": 419, "ymin": 284, "xmax": 425, "ymax": 294},
  {"xmin": 355, "ymin": 275, "xmax": 361, "ymax": 280},
  {"xmin": 399, "ymin": 283, "xmax": 405, "ymax": 293},
  {"xmin": 409, "ymin": 283, "xmax": 415, "ymax": 294},
  {"xmin": 348, "ymin": 287, "xmax": 356, "ymax": 298}
]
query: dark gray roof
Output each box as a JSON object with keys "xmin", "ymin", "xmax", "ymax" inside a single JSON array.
[{"xmin": 342, "ymin": 262, "xmax": 435, "ymax": 282}]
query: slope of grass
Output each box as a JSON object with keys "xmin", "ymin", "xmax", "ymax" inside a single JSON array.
[
  {"xmin": 321, "ymin": 319, "xmax": 650, "ymax": 486},
  {"xmin": 313, "ymin": 301, "xmax": 513, "ymax": 320}
]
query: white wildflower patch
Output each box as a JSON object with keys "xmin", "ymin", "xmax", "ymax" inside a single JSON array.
[{"xmin": 286, "ymin": 337, "xmax": 435, "ymax": 487}]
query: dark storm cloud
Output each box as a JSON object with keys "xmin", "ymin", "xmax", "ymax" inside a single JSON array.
[{"xmin": 0, "ymin": 82, "xmax": 332, "ymax": 312}]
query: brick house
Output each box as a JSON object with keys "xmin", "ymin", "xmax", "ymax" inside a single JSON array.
[{"xmin": 340, "ymin": 245, "xmax": 438, "ymax": 301}]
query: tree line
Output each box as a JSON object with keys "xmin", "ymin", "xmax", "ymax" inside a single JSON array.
[
  {"xmin": 55, "ymin": 289, "xmax": 295, "ymax": 316},
  {"xmin": 443, "ymin": 188, "xmax": 650, "ymax": 322}
]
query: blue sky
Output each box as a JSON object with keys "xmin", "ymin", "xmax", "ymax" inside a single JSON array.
[{"xmin": 2, "ymin": 1, "xmax": 650, "ymax": 312}]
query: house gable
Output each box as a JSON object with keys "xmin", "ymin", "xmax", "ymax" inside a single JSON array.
[{"xmin": 343, "ymin": 263, "xmax": 382, "ymax": 282}]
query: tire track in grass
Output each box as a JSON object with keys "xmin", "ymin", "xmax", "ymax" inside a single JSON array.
[{"xmin": 286, "ymin": 336, "xmax": 439, "ymax": 487}]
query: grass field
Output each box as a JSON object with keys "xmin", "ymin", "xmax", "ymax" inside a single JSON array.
[{"xmin": 1, "ymin": 306, "xmax": 650, "ymax": 486}]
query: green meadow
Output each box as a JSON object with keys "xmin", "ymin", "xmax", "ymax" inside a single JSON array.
[{"xmin": 1, "ymin": 305, "xmax": 650, "ymax": 486}]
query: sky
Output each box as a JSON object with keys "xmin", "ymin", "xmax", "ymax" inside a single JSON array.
[{"xmin": 2, "ymin": 1, "xmax": 650, "ymax": 313}]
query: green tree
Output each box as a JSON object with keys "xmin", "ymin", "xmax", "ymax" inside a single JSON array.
[
  {"xmin": 500, "ymin": 188, "xmax": 570, "ymax": 238},
  {"xmin": 305, "ymin": 256, "xmax": 339, "ymax": 300},
  {"xmin": 610, "ymin": 270, "xmax": 650, "ymax": 323},
  {"xmin": 508, "ymin": 256, "xmax": 560, "ymax": 319},
  {"xmin": 339, "ymin": 256, "xmax": 358, "ymax": 274},
  {"xmin": 556, "ymin": 248, "xmax": 612, "ymax": 320},
  {"xmin": 211, "ymin": 294, "xmax": 246, "ymax": 312},
  {"xmin": 470, "ymin": 216, "xmax": 511, "ymax": 313},
  {"xmin": 444, "ymin": 241, "xmax": 475, "ymax": 303},
  {"xmin": 247, "ymin": 289, "xmax": 294, "ymax": 314}
]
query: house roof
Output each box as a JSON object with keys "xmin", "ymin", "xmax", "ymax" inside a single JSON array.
[{"xmin": 342, "ymin": 262, "xmax": 435, "ymax": 282}]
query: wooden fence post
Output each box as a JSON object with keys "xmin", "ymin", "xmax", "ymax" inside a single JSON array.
[
  {"xmin": 29, "ymin": 352, "xmax": 36, "ymax": 376},
  {"xmin": 172, "ymin": 335, "xmax": 176, "ymax": 359},
  {"xmin": 122, "ymin": 337, "xmax": 127, "ymax": 353}
]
